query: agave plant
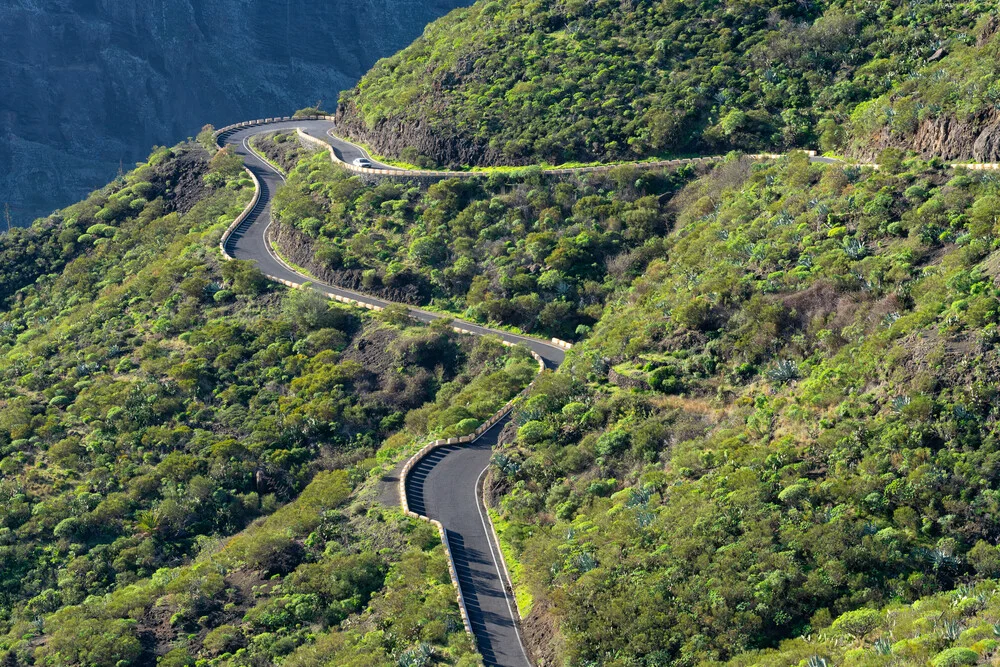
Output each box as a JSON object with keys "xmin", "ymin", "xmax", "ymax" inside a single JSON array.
[
  {"xmin": 940, "ymin": 619, "xmax": 962, "ymax": 641},
  {"xmin": 890, "ymin": 395, "xmax": 911, "ymax": 414},
  {"xmin": 398, "ymin": 643, "xmax": 434, "ymax": 667},
  {"xmin": 576, "ymin": 552, "xmax": 598, "ymax": 573},
  {"xmin": 872, "ymin": 636, "xmax": 892, "ymax": 655},
  {"xmin": 491, "ymin": 452, "xmax": 521, "ymax": 479},
  {"xmin": 626, "ymin": 487, "xmax": 652, "ymax": 508},
  {"xmin": 767, "ymin": 359, "xmax": 800, "ymax": 383},
  {"xmin": 844, "ymin": 236, "xmax": 868, "ymax": 260},
  {"xmin": 806, "ymin": 656, "xmax": 829, "ymax": 667}
]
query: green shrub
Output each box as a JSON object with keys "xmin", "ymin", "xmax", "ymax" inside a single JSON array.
[{"xmin": 930, "ymin": 647, "xmax": 979, "ymax": 667}]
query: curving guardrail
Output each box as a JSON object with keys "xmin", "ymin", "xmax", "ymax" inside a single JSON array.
[
  {"xmin": 218, "ymin": 168, "xmax": 260, "ymax": 260},
  {"xmin": 211, "ymin": 115, "xmax": 337, "ymax": 147},
  {"xmin": 397, "ymin": 345, "xmax": 547, "ymax": 641}
]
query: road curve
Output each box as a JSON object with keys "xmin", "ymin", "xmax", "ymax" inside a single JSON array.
[
  {"xmin": 214, "ymin": 117, "xmax": 1000, "ymax": 665},
  {"xmin": 218, "ymin": 120, "xmax": 553, "ymax": 667}
]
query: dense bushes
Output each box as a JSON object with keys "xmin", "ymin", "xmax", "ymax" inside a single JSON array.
[
  {"xmin": 337, "ymin": 0, "xmax": 992, "ymax": 166},
  {"xmin": 849, "ymin": 17, "xmax": 1000, "ymax": 159},
  {"xmin": 0, "ymin": 141, "xmax": 532, "ymax": 664},
  {"xmin": 486, "ymin": 155, "xmax": 1000, "ymax": 663},
  {"xmin": 271, "ymin": 144, "xmax": 691, "ymax": 339}
]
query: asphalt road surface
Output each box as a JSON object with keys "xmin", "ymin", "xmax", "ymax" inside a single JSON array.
[
  {"xmin": 219, "ymin": 120, "xmax": 556, "ymax": 666},
  {"xmin": 216, "ymin": 119, "xmax": 851, "ymax": 666}
]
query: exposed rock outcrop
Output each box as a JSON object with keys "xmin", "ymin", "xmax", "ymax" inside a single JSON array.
[
  {"xmin": 608, "ymin": 367, "xmax": 651, "ymax": 391},
  {"xmin": 335, "ymin": 100, "xmax": 517, "ymax": 169},
  {"xmin": 852, "ymin": 108, "xmax": 1000, "ymax": 163}
]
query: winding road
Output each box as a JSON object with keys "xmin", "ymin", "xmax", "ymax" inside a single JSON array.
[
  {"xmin": 218, "ymin": 118, "xmax": 561, "ymax": 667},
  {"xmin": 212, "ymin": 114, "xmax": 1000, "ymax": 667},
  {"xmin": 215, "ymin": 117, "xmax": 970, "ymax": 665}
]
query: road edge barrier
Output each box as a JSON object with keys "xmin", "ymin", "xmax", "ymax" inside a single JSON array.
[
  {"xmin": 217, "ymin": 158, "xmax": 544, "ymax": 651},
  {"xmin": 218, "ymin": 167, "xmax": 260, "ymax": 260},
  {"xmin": 297, "ymin": 125, "xmax": 803, "ymax": 181},
  {"xmin": 220, "ymin": 118, "xmax": 1000, "ymax": 181},
  {"xmin": 396, "ymin": 345, "xmax": 545, "ymax": 655}
]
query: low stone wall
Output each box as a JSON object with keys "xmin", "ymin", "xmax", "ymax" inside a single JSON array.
[
  {"xmin": 299, "ymin": 125, "xmax": 799, "ymax": 183},
  {"xmin": 397, "ymin": 345, "xmax": 545, "ymax": 646},
  {"xmin": 950, "ymin": 162, "xmax": 1000, "ymax": 170},
  {"xmin": 218, "ymin": 167, "xmax": 260, "ymax": 260}
]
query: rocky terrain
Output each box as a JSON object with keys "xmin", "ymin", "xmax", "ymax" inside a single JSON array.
[{"xmin": 0, "ymin": 0, "xmax": 470, "ymax": 226}]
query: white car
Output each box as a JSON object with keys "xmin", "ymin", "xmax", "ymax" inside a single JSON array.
[{"xmin": 353, "ymin": 157, "xmax": 373, "ymax": 168}]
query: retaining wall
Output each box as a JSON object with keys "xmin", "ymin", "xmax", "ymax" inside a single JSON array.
[
  {"xmin": 218, "ymin": 168, "xmax": 260, "ymax": 260},
  {"xmin": 396, "ymin": 345, "xmax": 546, "ymax": 644}
]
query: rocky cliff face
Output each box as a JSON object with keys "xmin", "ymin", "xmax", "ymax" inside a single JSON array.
[
  {"xmin": 334, "ymin": 98, "xmax": 509, "ymax": 169},
  {"xmin": 851, "ymin": 109, "xmax": 1000, "ymax": 165},
  {"xmin": 0, "ymin": 0, "xmax": 469, "ymax": 226}
]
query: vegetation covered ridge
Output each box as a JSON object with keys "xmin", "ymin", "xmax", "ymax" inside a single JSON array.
[
  {"xmin": 335, "ymin": 0, "xmax": 1000, "ymax": 170},
  {"xmin": 0, "ymin": 136, "xmax": 538, "ymax": 665},
  {"xmin": 244, "ymin": 121, "xmax": 1000, "ymax": 664}
]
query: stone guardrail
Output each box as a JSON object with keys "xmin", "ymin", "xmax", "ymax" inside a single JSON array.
[
  {"xmin": 220, "ymin": 117, "xmax": 1000, "ymax": 182},
  {"xmin": 950, "ymin": 163, "xmax": 1000, "ymax": 170},
  {"xmin": 397, "ymin": 344, "xmax": 547, "ymax": 644},
  {"xmin": 211, "ymin": 115, "xmax": 336, "ymax": 148},
  {"xmin": 218, "ymin": 168, "xmax": 260, "ymax": 260}
]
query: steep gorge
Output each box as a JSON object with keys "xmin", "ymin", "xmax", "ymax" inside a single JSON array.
[{"xmin": 0, "ymin": 0, "xmax": 470, "ymax": 226}]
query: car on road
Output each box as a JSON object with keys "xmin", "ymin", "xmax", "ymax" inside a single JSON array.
[{"xmin": 352, "ymin": 157, "xmax": 374, "ymax": 168}]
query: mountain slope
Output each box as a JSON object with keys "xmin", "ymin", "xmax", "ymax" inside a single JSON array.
[
  {"xmin": 258, "ymin": 124, "xmax": 1000, "ymax": 663},
  {"xmin": 487, "ymin": 154, "xmax": 1000, "ymax": 664},
  {"xmin": 335, "ymin": 0, "xmax": 993, "ymax": 168},
  {"xmin": 0, "ymin": 139, "xmax": 535, "ymax": 664}
]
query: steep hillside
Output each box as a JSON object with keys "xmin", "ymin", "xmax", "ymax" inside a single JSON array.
[
  {"xmin": 488, "ymin": 155, "xmax": 1000, "ymax": 664},
  {"xmin": 335, "ymin": 0, "xmax": 995, "ymax": 168},
  {"xmin": 0, "ymin": 0, "xmax": 471, "ymax": 226},
  {"xmin": 0, "ymin": 140, "xmax": 534, "ymax": 664},
  {"xmin": 256, "ymin": 130, "xmax": 694, "ymax": 340},
  {"xmin": 850, "ymin": 16, "xmax": 1000, "ymax": 162},
  {"xmin": 257, "ymin": 125, "xmax": 1000, "ymax": 663}
]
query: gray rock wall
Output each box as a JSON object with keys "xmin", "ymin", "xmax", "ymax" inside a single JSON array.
[{"xmin": 0, "ymin": 0, "xmax": 470, "ymax": 225}]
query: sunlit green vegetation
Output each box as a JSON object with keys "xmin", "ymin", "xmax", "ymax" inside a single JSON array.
[
  {"xmin": 271, "ymin": 141, "xmax": 693, "ymax": 340},
  {"xmin": 0, "ymin": 140, "xmax": 533, "ymax": 664},
  {"xmin": 484, "ymin": 155, "xmax": 1000, "ymax": 663},
  {"xmin": 338, "ymin": 0, "xmax": 994, "ymax": 166},
  {"xmin": 851, "ymin": 20, "xmax": 1000, "ymax": 156}
]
